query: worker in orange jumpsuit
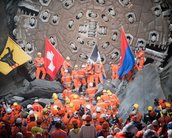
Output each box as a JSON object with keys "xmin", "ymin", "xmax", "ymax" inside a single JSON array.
[
  {"xmin": 34, "ymin": 52, "xmax": 46, "ymax": 79},
  {"xmin": 126, "ymin": 104, "xmax": 142, "ymax": 125},
  {"xmin": 2, "ymin": 108, "xmax": 16, "ymax": 125},
  {"xmin": 110, "ymin": 62, "xmax": 119, "ymax": 80},
  {"xmin": 135, "ymin": 47, "xmax": 145, "ymax": 71},
  {"xmin": 27, "ymin": 114, "xmax": 37, "ymax": 131},
  {"xmin": 107, "ymin": 91, "xmax": 120, "ymax": 108},
  {"xmin": 32, "ymin": 99, "xmax": 43, "ymax": 112},
  {"xmin": 61, "ymin": 69, "xmax": 72, "ymax": 89},
  {"xmin": 52, "ymin": 93, "xmax": 63, "ymax": 109},
  {"xmin": 40, "ymin": 108, "xmax": 52, "ymax": 131},
  {"xmin": 94, "ymin": 61, "xmax": 106, "ymax": 87},
  {"xmin": 72, "ymin": 65, "xmax": 81, "ymax": 93},
  {"xmin": 62, "ymin": 87, "xmax": 72, "ymax": 99},
  {"xmin": 78, "ymin": 64, "xmax": 87, "ymax": 91},
  {"xmin": 61, "ymin": 56, "xmax": 72, "ymax": 76},
  {"xmin": 71, "ymin": 95, "xmax": 83, "ymax": 109},
  {"xmin": 96, "ymin": 95, "xmax": 107, "ymax": 112},
  {"xmin": 86, "ymin": 61, "xmax": 95, "ymax": 88},
  {"xmin": 85, "ymin": 82, "xmax": 97, "ymax": 100}
]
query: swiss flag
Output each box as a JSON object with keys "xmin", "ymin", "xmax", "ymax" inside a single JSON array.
[{"xmin": 44, "ymin": 38, "xmax": 64, "ymax": 80}]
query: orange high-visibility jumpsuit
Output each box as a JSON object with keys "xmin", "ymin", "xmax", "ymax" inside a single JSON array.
[
  {"xmin": 94, "ymin": 63, "xmax": 105, "ymax": 86},
  {"xmin": 86, "ymin": 64, "xmax": 95, "ymax": 88},
  {"xmin": 135, "ymin": 50, "xmax": 145, "ymax": 71},
  {"xmin": 32, "ymin": 102, "xmax": 43, "ymax": 112},
  {"xmin": 63, "ymin": 88, "xmax": 72, "ymax": 99},
  {"xmin": 110, "ymin": 94, "xmax": 120, "ymax": 106},
  {"xmin": 72, "ymin": 69, "xmax": 81, "ymax": 90},
  {"xmin": 54, "ymin": 99, "xmax": 63, "ymax": 109},
  {"xmin": 78, "ymin": 68, "xmax": 87, "ymax": 86},
  {"xmin": 61, "ymin": 60, "xmax": 72, "ymax": 76},
  {"xmin": 34, "ymin": 57, "xmax": 46, "ymax": 79},
  {"xmin": 111, "ymin": 64, "xmax": 119, "ymax": 80},
  {"xmin": 86, "ymin": 86, "xmax": 97, "ymax": 98},
  {"xmin": 61, "ymin": 72, "xmax": 72, "ymax": 88},
  {"xmin": 138, "ymin": 50, "xmax": 145, "ymax": 71}
]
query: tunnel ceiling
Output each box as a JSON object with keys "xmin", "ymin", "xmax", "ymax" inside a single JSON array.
[{"xmin": 13, "ymin": 0, "xmax": 172, "ymax": 75}]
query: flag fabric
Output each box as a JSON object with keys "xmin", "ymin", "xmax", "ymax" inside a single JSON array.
[
  {"xmin": 44, "ymin": 38, "xmax": 64, "ymax": 80},
  {"xmin": 88, "ymin": 45, "xmax": 101, "ymax": 63},
  {"xmin": 88, "ymin": 45, "xmax": 107, "ymax": 79},
  {"xmin": 118, "ymin": 27, "xmax": 135, "ymax": 78},
  {"xmin": 0, "ymin": 37, "xmax": 31, "ymax": 75}
]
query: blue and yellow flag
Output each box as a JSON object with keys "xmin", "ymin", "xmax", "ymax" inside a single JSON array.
[{"xmin": 0, "ymin": 37, "xmax": 31, "ymax": 75}]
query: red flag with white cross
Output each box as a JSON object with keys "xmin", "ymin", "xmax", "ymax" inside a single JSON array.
[{"xmin": 44, "ymin": 38, "xmax": 64, "ymax": 80}]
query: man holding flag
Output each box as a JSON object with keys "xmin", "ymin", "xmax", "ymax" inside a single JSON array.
[
  {"xmin": 118, "ymin": 27, "xmax": 135, "ymax": 79},
  {"xmin": 87, "ymin": 45, "xmax": 106, "ymax": 86},
  {"xmin": 34, "ymin": 52, "xmax": 46, "ymax": 80}
]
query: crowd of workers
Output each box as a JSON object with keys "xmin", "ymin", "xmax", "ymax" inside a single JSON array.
[
  {"xmin": 0, "ymin": 90, "xmax": 172, "ymax": 138},
  {"xmin": 34, "ymin": 46, "xmax": 145, "ymax": 90},
  {"xmin": 0, "ymin": 47, "xmax": 149, "ymax": 137}
]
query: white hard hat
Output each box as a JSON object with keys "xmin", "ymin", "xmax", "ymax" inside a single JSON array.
[
  {"xmin": 53, "ymin": 105, "xmax": 58, "ymax": 109},
  {"xmin": 29, "ymin": 110, "xmax": 34, "ymax": 115},
  {"xmin": 66, "ymin": 56, "xmax": 70, "ymax": 60},
  {"xmin": 64, "ymin": 69, "xmax": 68, "ymax": 73},
  {"xmin": 100, "ymin": 113, "xmax": 106, "ymax": 118},
  {"xmin": 152, "ymin": 120, "xmax": 158, "ymax": 126},
  {"xmin": 86, "ymin": 105, "xmax": 91, "ymax": 110},
  {"xmin": 6, "ymin": 108, "xmax": 12, "ymax": 114},
  {"xmin": 114, "ymin": 128, "xmax": 121, "ymax": 133},
  {"xmin": 16, "ymin": 118, "xmax": 22, "ymax": 124},
  {"xmin": 37, "ymin": 52, "xmax": 41, "ymax": 55},
  {"xmin": 74, "ymin": 65, "xmax": 78, "ymax": 68},
  {"xmin": 92, "ymin": 113, "xmax": 97, "ymax": 119},
  {"xmin": 96, "ymin": 106, "xmax": 101, "ymax": 112},
  {"xmin": 73, "ymin": 111, "xmax": 79, "ymax": 118},
  {"xmin": 82, "ymin": 114, "xmax": 87, "ymax": 120},
  {"xmin": 168, "ymin": 130, "xmax": 172, "ymax": 137},
  {"xmin": 82, "ymin": 64, "xmax": 86, "ymax": 68},
  {"xmin": 107, "ymin": 135, "xmax": 113, "ymax": 138},
  {"xmin": 16, "ymin": 132, "xmax": 23, "ymax": 137},
  {"xmin": 89, "ymin": 82, "xmax": 93, "ymax": 87},
  {"xmin": 27, "ymin": 104, "xmax": 32, "ymax": 109},
  {"xmin": 98, "ymin": 136, "xmax": 104, "ymax": 138},
  {"xmin": 34, "ymin": 99, "xmax": 39, "ymax": 102}
]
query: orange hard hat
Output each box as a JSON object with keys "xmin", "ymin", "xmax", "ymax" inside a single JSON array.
[
  {"xmin": 96, "ymin": 125, "xmax": 102, "ymax": 131},
  {"xmin": 102, "ymin": 122, "xmax": 109, "ymax": 129},
  {"xmin": 72, "ymin": 120, "xmax": 78, "ymax": 125},
  {"xmin": 58, "ymin": 109, "xmax": 65, "ymax": 115},
  {"xmin": 75, "ymin": 105, "xmax": 80, "ymax": 111},
  {"xmin": 37, "ymin": 119, "xmax": 42, "ymax": 124},
  {"xmin": 85, "ymin": 115, "xmax": 92, "ymax": 122},
  {"xmin": 99, "ymin": 118, "xmax": 105, "ymax": 123},
  {"xmin": 136, "ymin": 131, "xmax": 144, "ymax": 137}
]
